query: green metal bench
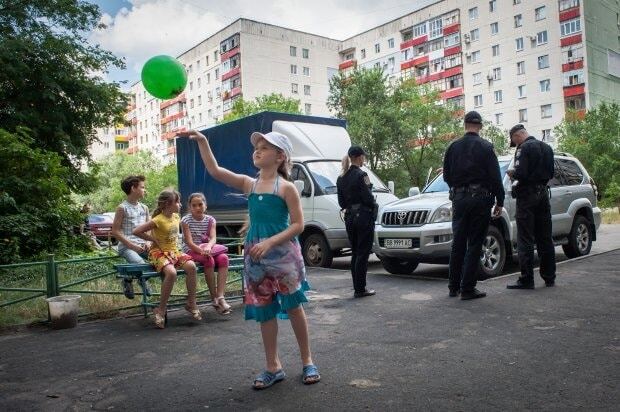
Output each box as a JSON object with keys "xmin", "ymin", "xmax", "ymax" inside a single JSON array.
[{"xmin": 115, "ymin": 256, "xmax": 244, "ymax": 317}]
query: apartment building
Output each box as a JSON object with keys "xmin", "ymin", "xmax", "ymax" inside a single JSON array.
[{"xmin": 98, "ymin": 0, "xmax": 618, "ymax": 161}]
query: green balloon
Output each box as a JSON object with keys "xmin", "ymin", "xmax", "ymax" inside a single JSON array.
[{"xmin": 141, "ymin": 55, "xmax": 187, "ymax": 99}]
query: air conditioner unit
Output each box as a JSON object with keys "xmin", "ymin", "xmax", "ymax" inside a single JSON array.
[
  {"xmin": 529, "ymin": 35, "xmax": 537, "ymax": 41},
  {"xmin": 463, "ymin": 33, "xmax": 471, "ymax": 43},
  {"xmin": 465, "ymin": 52, "xmax": 472, "ymax": 58},
  {"xmin": 487, "ymin": 73, "xmax": 494, "ymax": 81}
]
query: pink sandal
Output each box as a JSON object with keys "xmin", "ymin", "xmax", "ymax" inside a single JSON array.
[{"xmin": 213, "ymin": 296, "xmax": 232, "ymax": 315}]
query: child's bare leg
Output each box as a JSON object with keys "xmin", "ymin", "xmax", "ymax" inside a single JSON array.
[
  {"xmin": 158, "ymin": 265, "xmax": 176, "ymax": 313},
  {"xmin": 182, "ymin": 261, "xmax": 198, "ymax": 308},
  {"xmin": 260, "ymin": 319, "xmax": 281, "ymax": 373},
  {"xmin": 287, "ymin": 306, "xmax": 313, "ymax": 366},
  {"xmin": 216, "ymin": 256, "xmax": 229, "ymax": 299},
  {"xmin": 203, "ymin": 266, "xmax": 217, "ymax": 300}
]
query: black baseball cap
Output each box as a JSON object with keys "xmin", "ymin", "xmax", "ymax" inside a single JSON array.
[
  {"xmin": 348, "ymin": 145, "xmax": 366, "ymax": 157},
  {"xmin": 464, "ymin": 111, "xmax": 482, "ymax": 124},
  {"xmin": 509, "ymin": 124, "xmax": 526, "ymax": 137}
]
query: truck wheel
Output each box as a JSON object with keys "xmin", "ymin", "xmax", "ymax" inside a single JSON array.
[
  {"xmin": 379, "ymin": 256, "xmax": 419, "ymax": 275},
  {"xmin": 478, "ymin": 226, "xmax": 506, "ymax": 278},
  {"xmin": 562, "ymin": 215, "xmax": 592, "ymax": 258},
  {"xmin": 302, "ymin": 233, "xmax": 333, "ymax": 268}
]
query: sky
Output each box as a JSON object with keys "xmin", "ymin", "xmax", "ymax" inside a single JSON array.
[{"xmin": 88, "ymin": 0, "xmax": 437, "ymax": 89}]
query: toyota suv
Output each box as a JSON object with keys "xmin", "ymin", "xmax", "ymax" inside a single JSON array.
[{"xmin": 373, "ymin": 153, "xmax": 601, "ymax": 276}]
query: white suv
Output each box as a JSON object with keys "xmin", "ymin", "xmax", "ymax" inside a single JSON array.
[{"xmin": 373, "ymin": 153, "xmax": 602, "ymax": 276}]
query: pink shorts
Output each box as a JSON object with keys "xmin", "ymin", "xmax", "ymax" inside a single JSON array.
[{"xmin": 187, "ymin": 250, "xmax": 229, "ymax": 269}]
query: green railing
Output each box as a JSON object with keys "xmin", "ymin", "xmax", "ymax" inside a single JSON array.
[{"xmin": 0, "ymin": 238, "xmax": 245, "ymax": 326}]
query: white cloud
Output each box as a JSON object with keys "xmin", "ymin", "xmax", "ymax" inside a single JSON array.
[{"xmin": 89, "ymin": 0, "xmax": 436, "ymax": 87}]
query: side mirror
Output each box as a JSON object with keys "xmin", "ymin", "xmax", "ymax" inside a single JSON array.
[
  {"xmin": 408, "ymin": 187, "xmax": 420, "ymax": 197},
  {"xmin": 388, "ymin": 181, "xmax": 395, "ymax": 194}
]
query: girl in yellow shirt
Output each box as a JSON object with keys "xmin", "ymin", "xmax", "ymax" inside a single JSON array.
[{"xmin": 133, "ymin": 189, "xmax": 201, "ymax": 329}]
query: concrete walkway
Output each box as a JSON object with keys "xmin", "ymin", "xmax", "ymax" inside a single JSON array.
[{"xmin": 0, "ymin": 250, "xmax": 618, "ymax": 411}]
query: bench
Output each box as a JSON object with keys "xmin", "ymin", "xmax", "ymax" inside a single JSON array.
[{"xmin": 115, "ymin": 256, "xmax": 244, "ymax": 317}]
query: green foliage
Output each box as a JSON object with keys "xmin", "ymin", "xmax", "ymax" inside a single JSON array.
[
  {"xmin": 556, "ymin": 102, "xmax": 620, "ymax": 207},
  {"xmin": 0, "ymin": 0, "xmax": 127, "ymax": 192},
  {"xmin": 220, "ymin": 93, "xmax": 302, "ymax": 123},
  {"xmin": 76, "ymin": 151, "xmax": 179, "ymax": 213},
  {"xmin": 0, "ymin": 129, "xmax": 89, "ymax": 263},
  {"xmin": 481, "ymin": 122, "xmax": 510, "ymax": 156}
]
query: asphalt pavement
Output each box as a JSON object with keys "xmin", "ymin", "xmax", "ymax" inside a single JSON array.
[{"xmin": 0, "ymin": 245, "xmax": 618, "ymax": 411}]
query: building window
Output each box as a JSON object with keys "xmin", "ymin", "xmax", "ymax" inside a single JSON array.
[
  {"xmin": 207, "ymin": 109, "xmax": 212, "ymax": 119},
  {"xmin": 470, "ymin": 28, "xmax": 480, "ymax": 41},
  {"xmin": 473, "ymin": 72, "xmax": 482, "ymax": 85},
  {"xmin": 538, "ymin": 55, "xmax": 550, "ymax": 69},
  {"xmin": 514, "ymin": 0, "xmax": 521, "ymax": 4},
  {"xmin": 446, "ymin": 74, "xmax": 463, "ymax": 89},
  {"xmin": 519, "ymin": 108, "xmax": 528, "ymax": 122},
  {"xmin": 469, "ymin": 7, "xmax": 478, "ymax": 20},
  {"xmin": 444, "ymin": 33, "xmax": 460, "ymax": 47},
  {"xmin": 429, "ymin": 17, "xmax": 443, "ymax": 39},
  {"xmin": 559, "ymin": 0, "xmax": 579, "ymax": 12},
  {"xmin": 489, "ymin": 0, "xmax": 497, "ymax": 12},
  {"xmin": 540, "ymin": 79, "xmax": 551, "ymax": 92},
  {"xmin": 490, "ymin": 22, "xmax": 499, "ymax": 35},
  {"xmin": 360, "ymin": 49, "xmax": 366, "ymax": 59},
  {"xmin": 290, "ymin": 64, "xmax": 297, "ymax": 74},
  {"xmin": 290, "ymin": 46, "xmax": 297, "ymax": 57},
  {"xmin": 565, "ymin": 70, "xmax": 584, "ymax": 85},
  {"xmin": 303, "ymin": 66, "xmax": 310, "ymax": 76},
  {"xmin": 190, "ymin": 99, "xmax": 194, "ymax": 109},
  {"xmin": 517, "ymin": 84, "xmax": 526, "ymax": 98},
  {"xmin": 515, "ymin": 37, "xmax": 524, "ymax": 51},
  {"xmin": 197, "ymin": 78, "xmax": 201, "ymax": 88},
  {"xmin": 474, "ymin": 94, "xmax": 483, "ymax": 107},
  {"xmin": 471, "ymin": 50, "xmax": 481, "ymax": 63},
  {"xmin": 535, "ymin": 6, "xmax": 546, "ymax": 20},
  {"xmin": 492, "ymin": 67, "xmax": 501, "ymax": 80},
  {"xmin": 517, "ymin": 61, "xmax": 525, "ymax": 75},
  {"xmin": 302, "ymin": 48, "xmax": 309, "ymax": 58},
  {"xmin": 494, "ymin": 90, "xmax": 503, "ymax": 103},
  {"xmin": 214, "ymin": 50, "xmax": 218, "ymax": 62},
  {"xmin": 541, "ymin": 104, "xmax": 552, "ymax": 118},
  {"xmin": 291, "ymin": 83, "xmax": 298, "ymax": 94},
  {"xmin": 206, "ymin": 55, "xmax": 209, "ymax": 66},
  {"xmin": 207, "ymin": 73, "xmax": 210, "ymax": 83},
  {"xmin": 413, "ymin": 22, "xmax": 427, "ymax": 37},
  {"xmin": 495, "ymin": 113, "xmax": 503, "ymax": 125},
  {"xmin": 542, "ymin": 129, "xmax": 552, "ymax": 142},
  {"xmin": 198, "ymin": 95, "xmax": 202, "ymax": 106},
  {"xmin": 561, "ymin": 18, "xmax": 581, "ymax": 37},
  {"xmin": 304, "ymin": 103, "xmax": 312, "ymax": 115},
  {"xmin": 444, "ymin": 54, "xmax": 462, "ymax": 69},
  {"xmin": 388, "ymin": 38, "xmax": 395, "ymax": 48},
  {"xmin": 492, "ymin": 44, "xmax": 500, "ymax": 57},
  {"xmin": 537, "ymin": 30, "xmax": 548, "ymax": 46},
  {"xmin": 344, "ymin": 52, "xmax": 354, "ymax": 60},
  {"xmin": 215, "ymin": 68, "xmax": 219, "ymax": 79},
  {"xmin": 304, "ymin": 85, "xmax": 311, "ymax": 95},
  {"xmin": 514, "ymin": 14, "xmax": 522, "ymax": 28},
  {"xmin": 374, "ymin": 43, "xmax": 380, "ymax": 53}
]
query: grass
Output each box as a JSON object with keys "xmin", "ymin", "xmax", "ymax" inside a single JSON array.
[
  {"xmin": 602, "ymin": 207, "xmax": 620, "ymax": 224},
  {"xmin": 0, "ymin": 256, "xmax": 243, "ymax": 328}
]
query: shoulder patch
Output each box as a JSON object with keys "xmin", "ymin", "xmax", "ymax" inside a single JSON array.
[{"xmin": 363, "ymin": 175, "xmax": 371, "ymax": 185}]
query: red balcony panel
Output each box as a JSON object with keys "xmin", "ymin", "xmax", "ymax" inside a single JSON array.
[
  {"xmin": 559, "ymin": 7, "xmax": 580, "ymax": 22},
  {"xmin": 412, "ymin": 55, "xmax": 429, "ymax": 66},
  {"xmin": 400, "ymin": 35, "xmax": 428, "ymax": 50},
  {"xmin": 563, "ymin": 84, "xmax": 585, "ymax": 97},
  {"xmin": 230, "ymin": 86, "xmax": 242, "ymax": 98},
  {"xmin": 442, "ymin": 66, "xmax": 462, "ymax": 78},
  {"xmin": 416, "ymin": 75, "xmax": 430, "ymax": 85},
  {"xmin": 160, "ymin": 93, "xmax": 186, "ymax": 110},
  {"xmin": 160, "ymin": 111, "xmax": 185, "ymax": 125},
  {"xmin": 427, "ymin": 72, "xmax": 443, "ymax": 82},
  {"xmin": 167, "ymin": 146, "xmax": 176, "ymax": 155},
  {"xmin": 338, "ymin": 59, "xmax": 357, "ymax": 70},
  {"xmin": 221, "ymin": 46, "xmax": 239, "ymax": 61},
  {"xmin": 126, "ymin": 146, "xmax": 138, "ymax": 154},
  {"xmin": 560, "ymin": 33, "xmax": 582, "ymax": 47},
  {"xmin": 401, "ymin": 60, "xmax": 415, "ymax": 70},
  {"xmin": 443, "ymin": 23, "xmax": 460, "ymax": 36},
  {"xmin": 441, "ymin": 87, "xmax": 464, "ymax": 100},
  {"xmin": 444, "ymin": 45, "xmax": 461, "ymax": 57},
  {"xmin": 221, "ymin": 66, "xmax": 240, "ymax": 81},
  {"xmin": 562, "ymin": 59, "xmax": 584, "ymax": 72}
]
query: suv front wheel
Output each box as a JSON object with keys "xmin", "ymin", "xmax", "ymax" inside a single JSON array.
[
  {"xmin": 562, "ymin": 215, "xmax": 592, "ymax": 258},
  {"xmin": 478, "ymin": 225, "xmax": 506, "ymax": 278},
  {"xmin": 379, "ymin": 256, "xmax": 419, "ymax": 275}
]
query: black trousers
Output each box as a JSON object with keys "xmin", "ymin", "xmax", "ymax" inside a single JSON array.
[
  {"xmin": 516, "ymin": 190, "xmax": 556, "ymax": 283},
  {"xmin": 345, "ymin": 209, "xmax": 375, "ymax": 294},
  {"xmin": 449, "ymin": 193, "xmax": 492, "ymax": 292}
]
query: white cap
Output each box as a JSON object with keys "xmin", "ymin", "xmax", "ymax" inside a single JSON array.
[{"xmin": 250, "ymin": 131, "xmax": 292, "ymax": 160}]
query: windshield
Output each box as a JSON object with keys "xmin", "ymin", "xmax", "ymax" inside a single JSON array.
[
  {"xmin": 305, "ymin": 161, "xmax": 389, "ymax": 195},
  {"xmin": 423, "ymin": 161, "xmax": 510, "ymax": 193}
]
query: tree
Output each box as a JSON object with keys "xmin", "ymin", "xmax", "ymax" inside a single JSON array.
[
  {"xmin": 556, "ymin": 102, "xmax": 620, "ymax": 207},
  {"xmin": 480, "ymin": 122, "xmax": 510, "ymax": 156},
  {"xmin": 0, "ymin": 0, "xmax": 127, "ymax": 192},
  {"xmin": 220, "ymin": 93, "xmax": 301, "ymax": 123}
]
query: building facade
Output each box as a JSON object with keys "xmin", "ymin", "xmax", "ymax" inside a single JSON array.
[{"xmin": 96, "ymin": 0, "xmax": 619, "ymax": 161}]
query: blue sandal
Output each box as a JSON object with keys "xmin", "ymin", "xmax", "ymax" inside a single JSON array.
[
  {"xmin": 252, "ymin": 369, "xmax": 286, "ymax": 390},
  {"xmin": 302, "ymin": 364, "xmax": 321, "ymax": 385}
]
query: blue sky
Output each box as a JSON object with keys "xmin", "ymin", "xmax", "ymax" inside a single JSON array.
[{"xmin": 86, "ymin": 0, "xmax": 436, "ymax": 89}]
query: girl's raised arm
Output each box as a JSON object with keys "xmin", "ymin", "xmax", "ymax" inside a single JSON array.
[
  {"xmin": 132, "ymin": 220, "xmax": 158, "ymax": 245},
  {"xmin": 177, "ymin": 130, "xmax": 253, "ymax": 193}
]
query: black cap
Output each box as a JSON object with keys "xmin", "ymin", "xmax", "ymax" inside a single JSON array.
[
  {"xmin": 348, "ymin": 145, "xmax": 366, "ymax": 157},
  {"xmin": 464, "ymin": 111, "xmax": 482, "ymax": 124},
  {"xmin": 509, "ymin": 123, "xmax": 526, "ymax": 137}
]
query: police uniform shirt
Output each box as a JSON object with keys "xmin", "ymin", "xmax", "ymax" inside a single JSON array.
[
  {"xmin": 443, "ymin": 132, "xmax": 505, "ymax": 207},
  {"xmin": 337, "ymin": 165, "xmax": 375, "ymax": 210},
  {"xmin": 513, "ymin": 136, "xmax": 555, "ymax": 186}
]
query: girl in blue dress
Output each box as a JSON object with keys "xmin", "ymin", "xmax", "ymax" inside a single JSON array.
[{"xmin": 178, "ymin": 129, "xmax": 320, "ymax": 389}]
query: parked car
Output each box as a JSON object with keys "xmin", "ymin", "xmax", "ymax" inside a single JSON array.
[
  {"xmin": 373, "ymin": 153, "xmax": 602, "ymax": 276},
  {"xmin": 87, "ymin": 214, "xmax": 115, "ymax": 243}
]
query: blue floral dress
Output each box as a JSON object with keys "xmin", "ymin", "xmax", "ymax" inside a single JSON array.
[{"xmin": 243, "ymin": 176, "xmax": 310, "ymax": 322}]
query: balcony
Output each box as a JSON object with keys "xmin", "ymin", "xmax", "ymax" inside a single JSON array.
[
  {"xmin": 126, "ymin": 146, "xmax": 138, "ymax": 155},
  {"xmin": 338, "ymin": 59, "xmax": 357, "ymax": 70},
  {"xmin": 131, "ymin": 118, "xmax": 137, "ymax": 125},
  {"xmin": 115, "ymin": 134, "xmax": 128, "ymax": 142},
  {"xmin": 160, "ymin": 111, "xmax": 186, "ymax": 125},
  {"xmin": 161, "ymin": 126, "xmax": 186, "ymax": 141},
  {"xmin": 559, "ymin": 7, "xmax": 580, "ymax": 22},
  {"xmin": 221, "ymin": 46, "xmax": 240, "ymax": 61},
  {"xmin": 441, "ymin": 87, "xmax": 464, "ymax": 100},
  {"xmin": 563, "ymin": 84, "xmax": 585, "ymax": 98},
  {"xmin": 444, "ymin": 45, "xmax": 461, "ymax": 57},
  {"xmin": 160, "ymin": 93, "xmax": 186, "ymax": 110},
  {"xmin": 401, "ymin": 55, "xmax": 429, "ymax": 70},
  {"xmin": 400, "ymin": 35, "xmax": 427, "ymax": 50},
  {"xmin": 562, "ymin": 58, "xmax": 584, "ymax": 72},
  {"xmin": 443, "ymin": 22, "xmax": 460, "ymax": 36},
  {"xmin": 560, "ymin": 33, "xmax": 582, "ymax": 47},
  {"xmin": 221, "ymin": 66, "xmax": 240, "ymax": 82}
]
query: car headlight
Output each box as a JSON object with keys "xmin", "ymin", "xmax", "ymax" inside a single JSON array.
[{"xmin": 431, "ymin": 203, "xmax": 452, "ymax": 223}]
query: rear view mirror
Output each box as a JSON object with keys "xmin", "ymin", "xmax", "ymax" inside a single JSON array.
[{"xmin": 408, "ymin": 187, "xmax": 420, "ymax": 197}]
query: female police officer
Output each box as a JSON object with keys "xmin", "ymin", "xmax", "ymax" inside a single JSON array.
[{"xmin": 336, "ymin": 146, "xmax": 377, "ymax": 298}]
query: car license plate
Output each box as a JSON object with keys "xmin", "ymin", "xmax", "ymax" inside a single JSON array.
[{"xmin": 384, "ymin": 239, "xmax": 412, "ymax": 249}]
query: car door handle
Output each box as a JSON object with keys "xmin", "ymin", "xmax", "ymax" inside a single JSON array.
[{"xmin": 563, "ymin": 191, "xmax": 573, "ymax": 195}]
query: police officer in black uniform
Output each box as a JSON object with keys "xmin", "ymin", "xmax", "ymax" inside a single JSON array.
[
  {"xmin": 506, "ymin": 124, "xmax": 556, "ymax": 289},
  {"xmin": 337, "ymin": 145, "xmax": 377, "ymax": 298},
  {"xmin": 443, "ymin": 111, "xmax": 505, "ymax": 300}
]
